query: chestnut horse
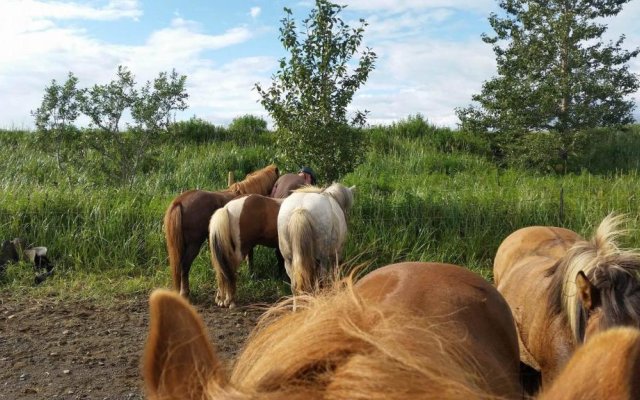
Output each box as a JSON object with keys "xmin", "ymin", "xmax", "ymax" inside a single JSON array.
[
  {"xmin": 538, "ymin": 327, "xmax": 640, "ymax": 400},
  {"xmin": 277, "ymin": 183, "xmax": 355, "ymax": 297},
  {"xmin": 143, "ymin": 262, "xmax": 522, "ymax": 399},
  {"xmin": 208, "ymin": 194, "xmax": 284, "ymax": 308},
  {"xmin": 493, "ymin": 213, "xmax": 640, "ymax": 386},
  {"xmin": 163, "ymin": 164, "xmax": 279, "ymax": 297}
]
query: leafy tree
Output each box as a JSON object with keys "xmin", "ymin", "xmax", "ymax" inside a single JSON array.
[
  {"xmin": 228, "ymin": 114, "xmax": 268, "ymax": 135},
  {"xmin": 78, "ymin": 66, "xmax": 188, "ymax": 182},
  {"xmin": 255, "ymin": 0, "xmax": 376, "ymax": 181},
  {"xmin": 33, "ymin": 66, "xmax": 188, "ymax": 183},
  {"xmin": 457, "ymin": 0, "xmax": 639, "ymax": 170},
  {"xmin": 31, "ymin": 73, "xmax": 83, "ymax": 174}
]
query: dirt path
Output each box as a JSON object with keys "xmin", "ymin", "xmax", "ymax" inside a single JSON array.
[{"xmin": 0, "ymin": 291, "xmax": 264, "ymax": 399}]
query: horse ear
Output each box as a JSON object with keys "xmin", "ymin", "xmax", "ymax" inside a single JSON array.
[
  {"xmin": 349, "ymin": 185, "xmax": 356, "ymax": 193},
  {"xmin": 576, "ymin": 271, "xmax": 599, "ymax": 311},
  {"xmin": 143, "ymin": 289, "xmax": 225, "ymax": 399}
]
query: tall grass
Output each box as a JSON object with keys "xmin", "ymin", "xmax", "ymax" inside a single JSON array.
[{"xmin": 1, "ymin": 120, "xmax": 639, "ymax": 302}]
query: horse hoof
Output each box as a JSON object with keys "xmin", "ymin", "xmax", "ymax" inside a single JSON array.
[{"xmin": 228, "ymin": 302, "xmax": 236, "ymax": 309}]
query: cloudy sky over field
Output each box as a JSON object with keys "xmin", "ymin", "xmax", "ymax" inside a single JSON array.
[{"xmin": 2, "ymin": 0, "xmax": 639, "ymax": 129}]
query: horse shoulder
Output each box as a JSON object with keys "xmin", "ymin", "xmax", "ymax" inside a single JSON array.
[{"xmin": 144, "ymin": 290, "xmax": 226, "ymax": 400}]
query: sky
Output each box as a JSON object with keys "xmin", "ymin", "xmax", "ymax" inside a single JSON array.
[{"xmin": 2, "ymin": 0, "xmax": 639, "ymax": 130}]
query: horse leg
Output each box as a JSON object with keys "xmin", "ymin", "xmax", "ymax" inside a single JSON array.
[
  {"xmin": 275, "ymin": 248, "xmax": 289, "ymax": 283},
  {"xmin": 180, "ymin": 244, "xmax": 202, "ymax": 298}
]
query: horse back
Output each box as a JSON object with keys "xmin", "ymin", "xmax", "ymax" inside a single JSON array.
[
  {"xmin": 493, "ymin": 225, "xmax": 580, "ymax": 285},
  {"xmin": 355, "ymin": 262, "xmax": 522, "ymax": 398},
  {"xmin": 175, "ymin": 190, "xmax": 235, "ymax": 240},
  {"xmin": 234, "ymin": 194, "xmax": 282, "ymax": 250}
]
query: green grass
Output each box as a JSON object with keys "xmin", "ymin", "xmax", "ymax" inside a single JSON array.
[{"xmin": 1, "ymin": 122, "xmax": 640, "ymax": 304}]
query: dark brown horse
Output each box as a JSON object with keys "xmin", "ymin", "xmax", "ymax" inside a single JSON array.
[
  {"xmin": 163, "ymin": 164, "xmax": 278, "ymax": 297},
  {"xmin": 208, "ymin": 194, "xmax": 284, "ymax": 308},
  {"xmin": 143, "ymin": 262, "xmax": 522, "ymax": 399},
  {"xmin": 493, "ymin": 213, "xmax": 640, "ymax": 387}
]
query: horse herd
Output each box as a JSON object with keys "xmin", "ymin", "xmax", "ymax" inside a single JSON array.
[{"xmin": 144, "ymin": 164, "xmax": 640, "ymax": 399}]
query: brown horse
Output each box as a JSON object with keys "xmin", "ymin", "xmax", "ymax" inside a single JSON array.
[
  {"xmin": 143, "ymin": 262, "xmax": 522, "ymax": 399},
  {"xmin": 538, "ymin": 327, "xmax": 640, "ymax": 399},
  {"xmin": 493, "ymin": 213, "xmax": 640, "ymax": 387},
  {"xmin": 208, "ymin": 194, "xmax": 284, "ymax": 308},
  {"xmin": 163, "ymin": 164, "xmax": 279, "ymax": 297}
]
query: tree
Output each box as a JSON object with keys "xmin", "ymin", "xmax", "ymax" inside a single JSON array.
[
  {"xmin": 457, "ymin": 0, "xmax": 639, "ymax": 170},
  {"xmin": 31, "ymin": 72, "xmax": 83, "ymax": 174},
  {"xmin": 255, "ymin": 0, "xmax": 376, "ymax": 181},
  {"xmin": 33, "ymin": 66, "xmax": 188, "ymax": 183},
  {"xmin": 79, "ymin": 66, "xmax": 188, "ymax": 182}
]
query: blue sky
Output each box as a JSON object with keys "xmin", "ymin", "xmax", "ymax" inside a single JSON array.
[{"xmin": 2, "ymin": 0, "xmax": 639, "ymax": 129}]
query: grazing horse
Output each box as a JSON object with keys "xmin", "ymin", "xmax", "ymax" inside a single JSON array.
[
  {"xmin": 277, "ymin": 182, "xmax": 355, "ymax": 297},
  {"xmin": 208, "ymin": 194, "xmax": 284, "ymax": 308},
  {"xmin": 493, "ymin": 213, "xmax": 640, "ymax": 386},
  {"xmin": 163, "ymin": 164, "xmax": 279, "ymax": 297},
  {"xmin": 143, "ymin": 262, "xmax": 523, "ymax": 399},
  {"xmin": 537, "ymin": 326, "xmax": 640, "ymax": 400}
]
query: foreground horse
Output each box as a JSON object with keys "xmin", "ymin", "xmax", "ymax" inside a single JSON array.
[
  {"xmin": 493, "ymin": 213, "xmax": 640, "ymax": 386},
  {"xmin": 538, "ymin": 327, "xmax": 640, "ymax": 400},
  {"xmin": 208, "ymin": 194, "xmax": 284, "ymax": 308},
  {"xmin": 163, "ymin": 164, "xmax": 279, "ymax": 297},
  {"xmin": 143, "ymin": 262, "xmax": 522, "ymax": 399},
  {"xmin": 277, "ymin": 183, "xmax": 355, "ymax": 297}
]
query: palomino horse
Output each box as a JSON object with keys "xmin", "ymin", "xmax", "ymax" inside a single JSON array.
[
  {"xmin": 163, "ymin": 164, "xmax": 279, "ymax": 297},
  {"xmin": 208, "ymin": 194, "xmax": 284, "ymax": 308},
  {"xmin": 493, "ymin": 213, "xmax": 640, "ymax": 386},
  {"xmin": 538, "ymin": 327, "xmax": 640, "ymax": 400},
  {"xmin": 143, "ymin": 262, "xmax": 522, "ymax": 399},
  {"xmin": 277, "ymin": 182, "xmax": 355, "ymax": 297}
]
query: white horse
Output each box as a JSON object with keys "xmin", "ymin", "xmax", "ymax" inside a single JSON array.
[{"xmin": 277, "ymin": 182, "xmax": 355, "ymax": 297}]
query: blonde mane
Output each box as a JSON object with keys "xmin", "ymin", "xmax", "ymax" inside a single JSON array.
[
  {"xmin": 291, "ymin": 182, "xmax": 354, "ymax": 212},
  {"xmin": 207, "ymin": 277, "xmax": 499, "ymax": 399},
  {"xmin": 552, "ymin": 213, "xmax": 640, "ymax": 341},
  {"xmin": 228, "ymin": 164, "xmax": 279, "ymax": 195}
]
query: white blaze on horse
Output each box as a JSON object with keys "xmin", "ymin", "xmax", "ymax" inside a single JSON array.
[{"xmin": 277, "ymin": 182, "xmax": 355, "ymax": 297}]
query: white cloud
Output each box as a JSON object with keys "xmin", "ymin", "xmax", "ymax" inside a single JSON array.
[
  {"xmin": 351, "ymin": 38, "xmax": 495, "ymax": 127},
  {"xmin": 250, "ymin": 7, "xmax": 261, "ymax": 19},
  {"xmin": 0, "ymin": 0, "xmax": 256, "ymax": 128},
  {"xmin": 342, "ymin": 0, "xmax": 495, "ymax": 13}
]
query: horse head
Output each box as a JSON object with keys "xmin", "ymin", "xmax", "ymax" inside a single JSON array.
[
  {"xmin": 323, "ymin": 183, "xmax": 356, "ymax": 213},
  {"xmin": 558, "ymin": 214, "xmax": 640, "ymax": 343}
]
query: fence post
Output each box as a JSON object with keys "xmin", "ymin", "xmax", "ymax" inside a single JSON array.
[
  {"xmin": 559, "ymin": 186, "xmax": 564, "ymax": 225},
  {"xmin": 228, "ymin": 171, "xmax": 235, "ymax": 186}
]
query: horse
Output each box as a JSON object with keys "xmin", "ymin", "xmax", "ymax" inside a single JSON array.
[
  {"xmin": 163, "ymin": 164, "xmax": 279, "ymax": 297},
  {"xmin": 538, "ymin": 326, "xmax": 640, "ymax": 400},
  {"xmin": 208, "ymin": 194, "xmax": 284, "ymax": 308},
  {"xmin": 493, "ymin": 213, "xmax": 640, "ymax": 387},
  {"xmin": 277, "ymin": 182, "xmax": 355, "ymax": 297},
  {"xmin": 143, "ymin": 262, "xmax": 523, "ymax": 399}
]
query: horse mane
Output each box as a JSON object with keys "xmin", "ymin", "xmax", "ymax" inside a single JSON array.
[
  {"xmin": 549, "ymin": 213, "xmax": 640, "ymax": 341},
  {"xmin": 228, "ymin": 164, "xmax": 279, "ymax": 196},
  {"xmin": 216, "ymin": 276, "xmax": 497, "ymax": 399},
  {"xmin": 292, "ymin": 184, "xmax": 323, "ymax": 193},
  {"xmin": 292, "ymin": 183, "xmax": 354, "ymax": 212}
]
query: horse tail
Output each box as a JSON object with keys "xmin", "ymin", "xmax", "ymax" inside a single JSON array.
[
  {"xmin": 208, "ymin": 207, "xmax": 237, "ymax": 298},
  {"xmin": 163, "ymin": 201, "xmax": 184, "ymax": 292},
  {"xmin": 288, "ymin": 208, "xmax": 316, "ymax": 295}
]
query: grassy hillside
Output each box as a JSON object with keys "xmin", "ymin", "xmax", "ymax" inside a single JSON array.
[{"xmin": 1, "ymin": 119, "xmax": 640, "ymax": 303}]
